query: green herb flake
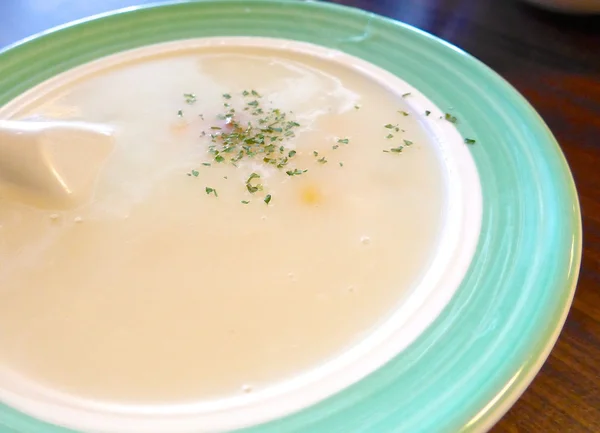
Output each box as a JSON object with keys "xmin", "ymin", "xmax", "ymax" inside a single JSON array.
[
  {"xmin": 465, "ymin": 138, "xmax": 476, "ymax": 144},
  {"xmin": 191, "ymin": 170, "xmax": 199, "ymax": 177},
  {"xmin": 402, "ymin": 92, "xmax": 411, "ymax": 97},
  {"xmin": 214, "ymin": 155, "xmax": 225, "ymax": 163},
  {"xmin": 251, "ymin": 90, "xmax": 261, "ymax": 97},
  {"xmin": 264, "ymin": 144, "xmax": 276, "ymax": 153},
  {"xmin": 332, "ymin": 144, "xmax": 339, "ymax": 150},
  {"xmin": 286, "ymin": 169, "xmax": 307, "ymax": 176},
  {"xmin": 242, "ymin": 90, "xmax": 250, "ymax": 96},
  {"xmin": 183, "ymin": 93, "xmax": 197, "ymax": 104},
  {"xmin": 339, "ymin": 162, "xmax": 344, "ymax": 167},
  {"xmin": 210, "ymin": 126, "xmax": 222, "ymax": 130},
  {"xmin": 384, "ymin": 124, "xmax": 396, "ymax": 129},
  {"xmin": 202, "ymin": 162, "xmax": 211, "ymax": 166},
  {"xmin": 247, "ymin": 172, "xmax": 261, "ymax": 183},
  {"xmin": 399, "ymin": 111, "xmax": 409, "ymax": 116},
  {"xmin": 386, "ymin": 134, "xmax": 394, "ymax": 139},
  {"xmin": 205, "ymin": 187, "xmax": 218, "ymax": 197},
  {"xmin": 338, "ymin": 138, "xmax": 349, "ymax": 144},
  {"xmin": 177, "ymin": 110, "xmax": 184, "ymax": 117},
  {"xmin": 425, "ymin": 110, "xmax": 431, "ymax": 116},
  {"xmin": 246, "ymin": 184, "xmax": 260, "ymax": 194},
  {"xmin": 264, "ymin": 194, "xmax": 272, "ymax": 205},
  {"xmin": 354, "ymin": 105, "xmax": 361, "ymax": 110},
  {"xmin": 288, "ymin": 150, "xmax": 297, "ymax": 158},
  {"xmin": 384, "ymin": 146, "xmax": 404, "ymax": 153},
  {"xmin": 317, "ymin": 157, "xmax": 327, "ymax": 164},
  {"xmin": 247, "ymin": 100, "xmax": 259, "ymax": 107},
  {"xmin": 445, "ymin": 113, "xmax": 458, "ymax": 123},
  {"xmin": 403, "ymin": 139, "xmax": 413, "ymax": 146},
  {"xmin": 276, "ymin": 157, "xmax": 289, "ymax": 169},
  {"xmin": 313, "ymin": 151, "xmax": 319, "ymax": 157},
  {"xmin": 222, "ymin": 93, "xmax": 232, "ymax": 99}
]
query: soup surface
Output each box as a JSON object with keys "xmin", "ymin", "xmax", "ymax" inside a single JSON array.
[{"xmin": 0, "ymin": 41, "xmax": 445, "ymax": 404}]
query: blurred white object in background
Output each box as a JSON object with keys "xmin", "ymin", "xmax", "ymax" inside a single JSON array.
[{"xmin": 522, "ymin": 0, "xmax": 600, "ymax": 13}]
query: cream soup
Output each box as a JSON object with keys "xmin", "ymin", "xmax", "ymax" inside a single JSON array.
[{"xmin": 0, "ymin": 40, "xmax": 446, "ymax": 406}]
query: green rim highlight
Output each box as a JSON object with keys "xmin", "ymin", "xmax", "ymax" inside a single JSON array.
[{"xmin": 0, "ymin": 1, "xmax": 581, "ymax": 432}]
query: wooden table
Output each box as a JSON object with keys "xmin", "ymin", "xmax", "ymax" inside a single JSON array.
[{"xmin": 1, "ymin": 1, "xmax": 598, "ymax": 431}]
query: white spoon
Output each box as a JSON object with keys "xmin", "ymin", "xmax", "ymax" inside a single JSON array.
[{"xmin": 0, "ymin": 120, "xmax": 115, "ymax": 209}]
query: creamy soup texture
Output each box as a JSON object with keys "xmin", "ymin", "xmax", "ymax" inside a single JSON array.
[{"xmin": 0, "ymin": 43, "xmax": 445, "ymax": 405}]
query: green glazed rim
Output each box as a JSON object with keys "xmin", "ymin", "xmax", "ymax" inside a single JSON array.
[{"xmin": 0, "ymin": 1, "xmax": 581, "ymax": 432}]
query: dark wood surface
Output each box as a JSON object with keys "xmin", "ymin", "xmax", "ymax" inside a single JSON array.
[{"xmin": 1, "ymin": 1, "xmax": 599, "ymax": 432}]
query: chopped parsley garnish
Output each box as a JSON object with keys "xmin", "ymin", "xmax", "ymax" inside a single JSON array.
[
  {"xmin": 286, "ymin": 169, "xmax": 307, "ymax": 176},
  {"xmin": 201, "ymin": 98, "xmax": 300, "ymax": 169},
  {"xmin": 384, "ymin": 146, "xmax": 404, "ymax": 153},
  {"xmin": 445, "ymin": 113, "xmax": 458, "ymax": 123},
  {"xmin": 246, "ymin": 173, "xmax": 263, "ymax": 193},
  {"xmin": 425, "ymin": 110, "xmax": 431, "ymax": 116},
  {"xmin": 247, "ymin": 173, "xmax": 261, "ymax": 183},
  {"xmin": 185, "ymin": 91, "xmax": 421, "ymax": 206},
  {"xmin": 183, "ymin": 93, "xmax": 197, "ymax": 104},
  {"xmin": 402, "ymin": 92, "xmax": 411, "ymax": 97},
  {"xmin": 465, "ymin": 138, "xmax": 476, "ymax": 144},
  {"xmin": 246, "ymin": 184, "xmax": 261, "ymax": 193},
  {"xmin": 177, "ymin": 110, "xmax": 183, "ymax": 117}
]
